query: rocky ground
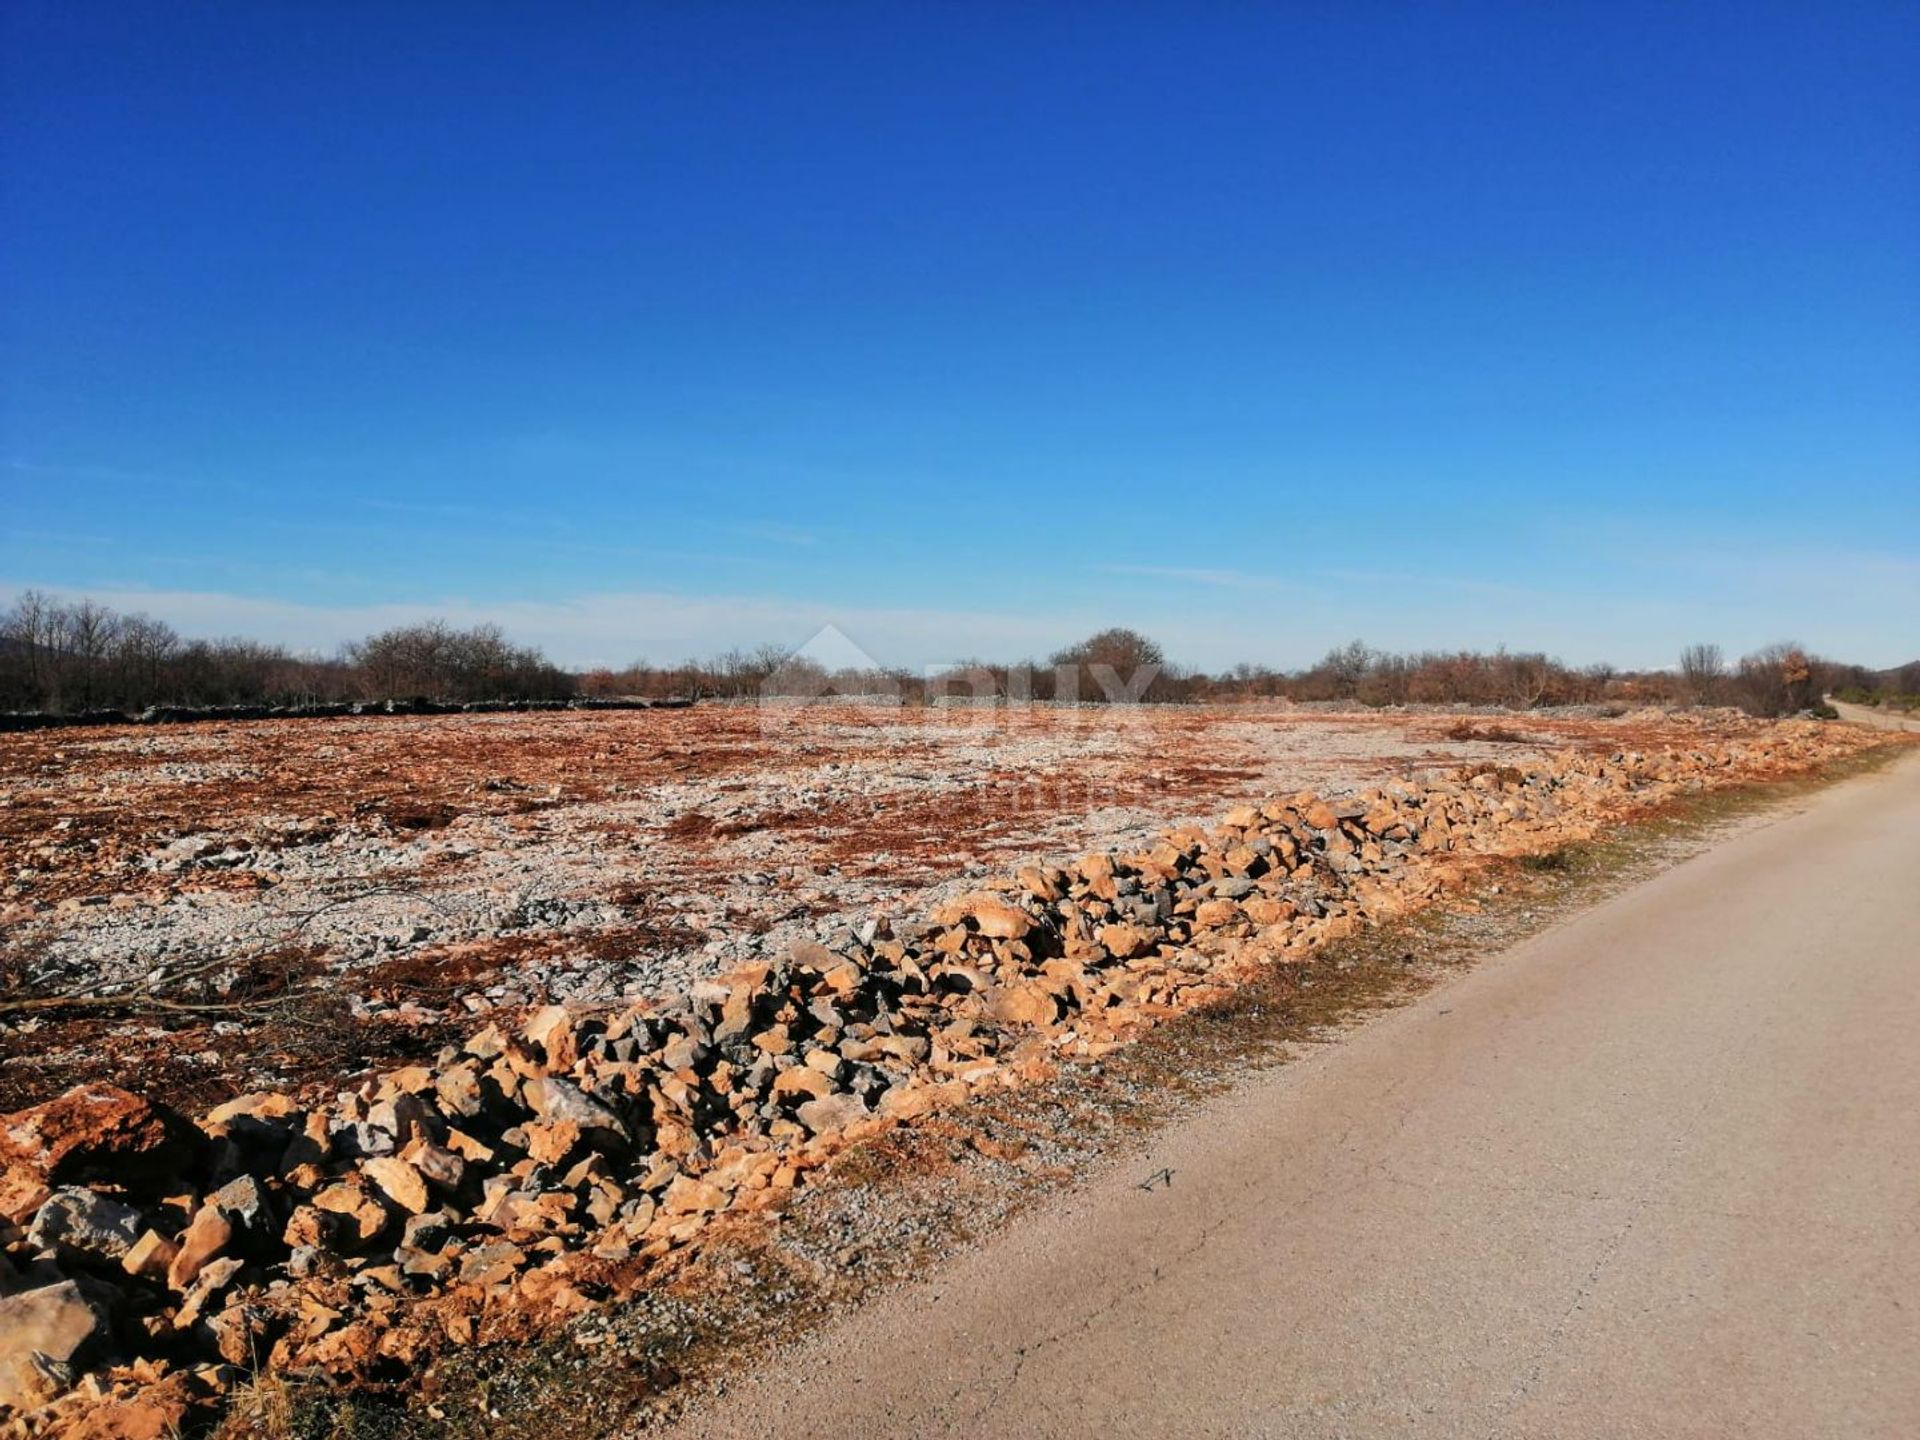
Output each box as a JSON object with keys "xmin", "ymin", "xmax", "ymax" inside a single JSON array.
[
  {"xmin": 0, "ymin": 703, "xmax": 1896, "ymax": 1438},
  {"xmin": 0, "ymin": 701, "xmax": 1698, "ymax": 1113}
]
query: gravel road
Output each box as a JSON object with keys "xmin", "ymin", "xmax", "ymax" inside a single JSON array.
[
  {"xmin": 663, "ymin": 749, "xmax": 1920, "ymax": 1439},
  {"xmin": 1828, "ymin": 696, "xmax": 1920, "ymax": 733}
]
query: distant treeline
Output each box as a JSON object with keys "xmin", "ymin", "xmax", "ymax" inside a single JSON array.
[
  {"xmin": 3, "ymin": 591, "xmax": 1911, "ymax": 720},
  {"xmin": 586, "ymin": 629, "xmax": 1912, "ymax": 719},
  {"xmin": 0, "ymin": 592, "xmax": 570, "ymax": 712},
  {"xmin": 580, "ymin": 629, "xmax": 1191, "ymax": 705},
  {"xmin": 1218, "ymin": 639, "xmax": 1916, "ymax": 719}
]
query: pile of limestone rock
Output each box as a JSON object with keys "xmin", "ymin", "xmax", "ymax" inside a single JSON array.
[{"xmin": 0, "ymin": 721, "xmax": 1881, "ymax": 1435}]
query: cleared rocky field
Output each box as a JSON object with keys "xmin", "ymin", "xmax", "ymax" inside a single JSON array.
[
  {"xmin": 0, "ymin": 703, "xmax": 1902, "ymax": 1436},
  {"xmin": 2, "ymin": 701, "xmax": 1736, "ymax": 1112}
]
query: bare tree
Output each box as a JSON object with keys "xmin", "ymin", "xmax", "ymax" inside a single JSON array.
[
  {"xmin": 113, "ymin": 613, "xmax": 180, "ymax": 703},
  {"xmin": 1496, "ymin": 651, "xmax": 1554, "ymax": 709},
  {"xmin": 1679, "ymin": 643, "xmax": 1724, "ymax": 703},
  {"xmin": 55, "ymin": 598, "xmax": 121, "ymax": 709},
  {"xmin": 344, "ymin": 620, "xmax": 572, "ymax": 702},
  {"xmin": 1319, "ymin": 639, "xmax": 1374, "ymax": 699},
  {"xmin": 0, "ymin": 590, "xmax": 58, "ymax": 706}
]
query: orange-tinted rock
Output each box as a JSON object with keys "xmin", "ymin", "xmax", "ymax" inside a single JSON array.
[
  {"xmin": 0, "ymin": 1280, "xmax": 109, "ymax": 1411},
  {"xmin": 166, "ymin": 1205, "xmax": 233, "ymax": 1291},
  {"xmin": 661, "ymin": 1174, "xmax": 728, "ymax": 1215},
  {"xmin": 0, "ymin": 1085, "xmax": 200, "ymax": 1190},
  {"xmin": 1098, "ymin": 921, "xmax": 1153, "ymax": 959},
  {"xmin": 986, "ymin": 982, "xmax": 1058, "ymax": 1026},
  {"xmin": 364, "ymin": 1156, "xmax": 431, "ymax": 1214}
]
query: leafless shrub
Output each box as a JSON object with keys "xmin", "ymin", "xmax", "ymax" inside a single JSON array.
[
  {"xmin": 344, "ymin": 620, "xmax": 572, "ymax": 702},
  {"xmin": 1731, "ymin": 642, "xmax": 1817, "ymax": 717},
  {"xmin": 1679, "ymin": 643, "xmax": 1725, "ymax": 703}
]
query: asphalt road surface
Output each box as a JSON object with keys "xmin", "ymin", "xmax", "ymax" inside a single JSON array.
[{"xmin": 666, "ymin": 749, "xmax": 1920, "ymax": 1439}]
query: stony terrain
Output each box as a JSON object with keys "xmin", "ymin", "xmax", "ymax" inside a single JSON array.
[
  {"xmin": 1, "ymin": 702, "xmax": 1693, "ymax": 1112},
  {"xmin": 0, "ymin": 704, "xmax": 1896, "ymax": 1437}
]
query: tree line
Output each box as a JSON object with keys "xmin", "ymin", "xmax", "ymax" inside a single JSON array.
[
  {"xmin": 578, "ymin": 628, "xmax": 1190, "ymax": 705},
  {"xmin": 2, "ymin": 590, "xmax": 1906, "ymax": 718},
  {"xmin": 586, "ymin": 628, "xmax": 1896, "ymax": 718},
  {"xmin": 0, "ymin": 592, "xmax": 570, "ymax": 712}
]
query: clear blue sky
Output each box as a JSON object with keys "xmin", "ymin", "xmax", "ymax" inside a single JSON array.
[{"xmin": 3, "ymin": 2, "xmax": 1916, "ymax": 671}]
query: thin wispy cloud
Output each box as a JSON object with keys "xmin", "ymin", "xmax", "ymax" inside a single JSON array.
[
  {"xmin": 4, "ymin": 528, "xmax": 120, "ymax": 549},
  {"xmin": 6, "ymin": 457, "xmax": 257, "ymax": 497},
  {"xmin": 1097, "ymin": 563, "xmax": 1292, "ymax": 591},
  {"xmin": 7, "ymin": 457, "xmax": 173, "ymax": 486},
  {"xmin": 1320, "ymin": 569, "xmax": 1541, "ymax": 602},
  {"xmin": 357, "ymin": 496, "xmax": 506, "ymax": 522},
  {"xmin": 742, "ymin": 523, "xmax": 819, "ymax": 547}
]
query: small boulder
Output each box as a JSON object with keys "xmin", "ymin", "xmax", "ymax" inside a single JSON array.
[
  {"xmin": 986, "ymin": 982, "xmax": 1058, "ymax": 1027},
  {"xmin": 0, "ymin": 1280, "xmax": 111, "ymax": 1412},
  {"xmin": 201, "ymin": 1091, "xmax": 300, "ymax": 1144},
  {"xmin": 434, "ymin": 1065, "xmax": 486, "ymax": 1120},
  {"xmin": 660, "ymin": 1174, "xmax": 728, "ymax": 1215},
  {"xmin": 964, "ymin": 897, "xmax": 1034, "ymax": 940},
  {"xmin": 522, "ymin": 1078, "xmax": 629, "ymax": 1151},
  {"xmin": 121, "ymin": 1228, "xmax": 180, "ymax": 1284},
  {"xmin": 26, "ymin": 1187, "xmax": 144, "ymax": 1265},
  {"xmin": 363, "ymin": 1156, "xmax": 430, "ymax": 1215},
  {"xmin": 0, "ymin": 1169, "xmax": 51, "ymax": 1226},
  {"xmin": 173, "ymin": 1256, "xmax": 243, "ymax": 1330},
  {"xmin": 207, "ymin": 1174, "xmax": 270, "ymax": 1238},
  {"xmin": 311, "ymin": 1182, "xmax": 390, "ymax": 1247},
  {"xmin": 0, "ymin": 1085, "xmax": 200, "ymax": 1192},
  {"xmin": 523, "ymin": 1005, "xmax": 578, "ymax": 1068},
  {"xmin": 167, "ymin": 1205, "xmax": 234, "ymax": 1291},
  {"xmin": 770, "ymin": 1068, "xmax": 831, "ymax": 1102},
  {"xmin": 795, "ymin": 1093, "xmax": 870, "ymax": 1136}
]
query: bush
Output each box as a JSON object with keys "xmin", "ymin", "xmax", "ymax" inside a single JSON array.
[
  {"xmin": 343, "ymin": 621, "xmax": 573, "ymax": 703},
  {"xmin": 1045, "ymin": 628, "xmax": 1176, "ymax": 703}
]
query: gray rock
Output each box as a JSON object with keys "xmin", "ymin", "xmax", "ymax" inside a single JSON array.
[
  {"xmin": 210, "ymin": 1174, "xmax": 268, "ymax": 1230},
  {"xmin": 434, "ymin": 1065, "xmax": 485, "ymax": 1119},
  {"xmin": 401, "ymin": 1210, "xmax": 456, "ymax": 1253},
  {"xmin": 366, "ymin": 1093, "xmax": 437, "ymax": 1145},
  {"xmin": 522, "ymin": 1077, "xmax": 628, "ymax": 1141},
  {"xmin": 286, "ymin": 1245, "xmax": 322, "ymax": 1279},
  {"xmin": 25, "ymin": 1188, "xmax": 143, "ymax": 1264},
  {"xmin": 795, "ymin": 1092, "xmax": 870, "ymax": 1136},
  {"xmin": 329, "ymin": 1120, "xmax": 397, "ymax": 1159}
]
